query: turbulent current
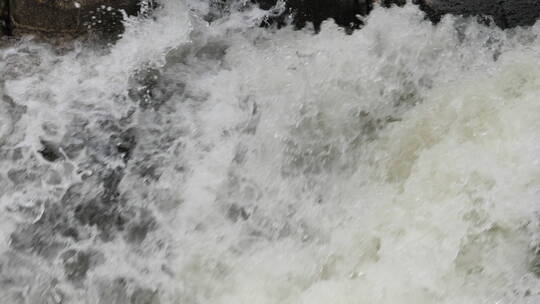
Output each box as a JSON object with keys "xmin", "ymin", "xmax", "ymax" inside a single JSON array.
[{"xmin": 2, "ymin": 2, "xmax": 540, "ymax": 303}]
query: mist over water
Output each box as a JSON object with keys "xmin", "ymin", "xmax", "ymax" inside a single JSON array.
[{"xmin": 2, "ymin": 1, "xmax": 540, "ymax": 303}]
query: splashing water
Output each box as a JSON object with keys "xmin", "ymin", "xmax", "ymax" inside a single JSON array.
[{"xmin": 2, "ymin": 2, "xmax": 540, "ymax": 303}]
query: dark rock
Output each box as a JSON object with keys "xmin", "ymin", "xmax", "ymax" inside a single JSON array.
[
  {"xmin": 8, "ymin": 0, "xmax": 141, "ymax": 38},
  {"xmin": 293, "ymin": 0, "xmax": 371, "ymax": 30},
  {"xmin": 501, "ymin": 0, "xmax": 540, "ymax": 28},
  {"xmin": 257, "ymin": 0, "xmax": 373, "ymax": 31},
  {"xmin": 416, "ymin": 0, "xmax": 540, "ymax": 29},
  {"xmin": 255, "ymin": 0, "xmax": 540, "ymax": 31},
  {"xmin": 381, "ymin": 0, "xmax": 406, "ymax": 7},
  {"xmin": 253, "ymin": 0, "xmax": 275, "ymax": 10},
  {"xmin": 0, "ymin": 0, "xmax": 8, "ymax": 36}
]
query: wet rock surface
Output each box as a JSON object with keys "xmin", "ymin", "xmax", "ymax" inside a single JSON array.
[
  {"xmin": 416, "ymin": 0, "xmax": 540, "ymax": 29},
  {"xmin": 284, "ymin": 0, "xmax": 372, "ymax": 30},
  {"xmin": 3, "ymin": 0, "xmax": 142, "ymax": 39},
  {"xmin": 3, "ymin": 0, "xmax": 540, "ymax": 39},
  {"xmin": 253, "ymin": 0, "xmax": 540, "ymax": 31},
  {"xmin": 0, "ymin": 0, "xmax": 8, "ymax": 36},
  {"xmin": 254, "ymin": 0, "xmax": 373, "ymax": 30}
]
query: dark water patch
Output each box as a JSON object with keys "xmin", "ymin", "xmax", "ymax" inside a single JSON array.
[
  {"xmin": 130, "ymin": 287, "xmax": 160, "ymax": 304},
  {"xmin": 9, "ymin": 201, "xmax": 82, "ymax": 257},
  {"xmin": 95, "ymin": 278, "xmax": 161, "ymax": 304},
  {"xmin": 7, "ymin": 167, "xmax": 38, "ymax": 185},
  {"xmin": 128, "ymin": 67, "xmax": 179, "ymax": 110},
  {"xmin": 61, "ymin": 248, "xmax": 104, "ymax": 283},
  {"xmin": 133, "ymin": 157, "xmax": 162, "ymax": 182},
  {"xmin": 101, "ymin": 167, "xmax": 125, "ymax": 203},
  {"xmin": 195, "ymin": 40, "xmax": 228, "ymax": 61},
  {"xmin": 227, "ymin": 203, "xmax": 250, "ymax": 222},
  {"xmin": 59, "ymin": 118, "xmax": 90, "ymax": 159},
  {"xmin": 124, "ymin": 208, "xmax": 157, "ymax": 244},
  {"xmin": 74, "ymin": 197, "xmax": 128, "ymax": 241},
  {"xmin": 112, "ymin": 127, "xmax": 138, "ymax": 163},
  {"xmin": 3, "ymin": 93, "xmax": 26, "ymax": 121},
  {"xmin": 38, "ymin": 139, "xmax": 63, "ymax": 162},
  {"xmin": 9, "ymin": 222, "xmax": 64, "ymax": 258},
  {"xmin": 98, "ymin": 277, "xmax": 130, "ymax": 304}
]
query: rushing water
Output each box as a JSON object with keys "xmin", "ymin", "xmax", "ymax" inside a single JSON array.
[{"xmin": 2, "ymin": 1, "xmax": 540, "ymax": 303}]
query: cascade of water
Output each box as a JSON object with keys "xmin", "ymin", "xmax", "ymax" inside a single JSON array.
[{"xmin": 2, "ymin": 1, "xmax": 540, "ymax": 303}]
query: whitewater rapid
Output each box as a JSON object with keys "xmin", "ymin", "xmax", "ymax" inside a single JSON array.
[{"xmin": 2, "ymin": 2, "xmax": 540, "ymax": 303}]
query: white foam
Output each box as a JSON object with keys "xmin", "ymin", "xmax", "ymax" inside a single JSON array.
[{"xmin": 2, "ymin": 1, "xmax": 540, "ymax": 303}]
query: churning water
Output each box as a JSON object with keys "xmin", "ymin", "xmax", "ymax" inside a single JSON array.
[{"xmin": 2, "ymin": 1, "xmax": 540, "ymax": 303}]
